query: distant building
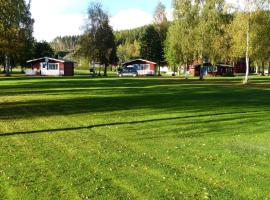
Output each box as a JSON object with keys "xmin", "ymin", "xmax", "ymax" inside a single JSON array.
[
  {"xmin": 122, "ymin": 59, "xmax": 156, "ymax": 76},
  {"xmin": 26, "ymin": 57, "xmax": 75, "ymax": 76},
  {"xmin": 234, "ymin": 58, "xmax": 255, "ymax": 74},
  {"xmin": 189, "ymin": 63, "xmax": 212, "ymax": 77}
]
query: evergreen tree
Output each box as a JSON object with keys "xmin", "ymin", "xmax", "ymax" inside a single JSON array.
[
  {"xmin": 33, "ymin": 41, "xmax": 55, "ymax": 58},
  {"xmin": 140, "ymin": 25, "xmax": 162, "ymax": 69}
]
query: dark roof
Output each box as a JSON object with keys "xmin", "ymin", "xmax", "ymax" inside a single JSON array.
[
  {"xmin": 123, "ymin": 59, "xmax": 157, "ymax": 65},
  {"xmin": 27, "ymin": 57, "xmax": 75, "ymax": 63}
]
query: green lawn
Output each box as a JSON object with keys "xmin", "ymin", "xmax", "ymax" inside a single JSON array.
[{"xmin": 0, "ymin": 76, "xmax": 270, "ymax": 199}]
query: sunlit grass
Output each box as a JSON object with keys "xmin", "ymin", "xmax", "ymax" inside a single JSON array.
[{"xmin": 0, "ymin": 76, "xmax": 270, "ymax": 199}]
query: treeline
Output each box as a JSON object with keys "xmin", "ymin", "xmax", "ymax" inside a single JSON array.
[
  {"xmin": 1, "ymin": 0, "xmax": 269, "ymax": 82},
  {"xmin": 115, "ymin": 26, "xmax": 147, "ymax": 45},
  {"xmin": 50, "ymin": 35, "xmax": 80, "ymax": 52},
  {"xmin": 166, "ymin": 0, "xmax": 270, "ymax": 82},
  {"xmin": 114, "ymin": 26, "xmax": 146, "ymax": 63},
  {"xmin": 50, "ymin": 26, "xmax": 147, "ymax": 64}
]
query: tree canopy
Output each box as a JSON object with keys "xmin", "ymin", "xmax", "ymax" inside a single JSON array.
[
  {"xmin": 79, "ymin": 2, "xmax": 117, "ymax": 76},
  {"xmin": 0, "ymin": 0, "xmax": 34, "ymax": 74},
  {"xmin": 140, "ymin": 25, "xmax": 162, "ymax": 65}
]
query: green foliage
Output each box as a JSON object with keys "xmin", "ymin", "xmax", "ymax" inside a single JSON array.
[
  {"xmin": 252, "ymin": 10, "xmax": 270, "ymax": 63},
  {"xmin": 117, "ymin": 40, "xmax": 140, "ymax": 63},
  {"xmin": 80, "ymin": 2, "xmax": 117, "ymax": 75},
  {"xmin": 228, "ymin": 0, "xmax": 270, "ymax": 83},
  {"xmin": 166, "ymin": 0, "xmax": 231, "ymax": 68},
  {"xmin": 115, "ymin": 26, "xmax": 147, "ymax": 46},
  {"xmin": 33, "ymin": 41, "xmax": 55, "ymax": 58},
  {"xmin": 139, "ymin": 25, "xmax": 162, "ymax": 63},
  {"xmin": 115, "ymin": 26, "xmax": 147, "ymax": 64},
  {"xmin": 153, "ymin": 1, "xmax": 169, "ymax": 65},
  {"xmin": 0, "ymin": 0, "xmax": 34, "ymax": 69},
  {"xmin": 165, "ymin": 0, "xmax": 198, "ymax": 66},
  {"xmin": 50, "ymin": 35, "xmax": 80, "ymax": 52},
  {"xmin": 194, "ymin": 0, "xmax": 229, "ymax": 64}
]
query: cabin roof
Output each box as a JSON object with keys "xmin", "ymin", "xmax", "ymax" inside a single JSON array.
[
  {"xmin": 123, "ymin": 59, "xmax": 157, "ymax": 65},
  {"xmin": 27, "ymin": 57, "xmax": 75, "ymax": 63}
]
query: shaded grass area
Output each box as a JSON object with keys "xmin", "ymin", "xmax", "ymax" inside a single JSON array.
[{"xmin": 0, "ymin": 76, "xmax": 270, "ymax": 199}]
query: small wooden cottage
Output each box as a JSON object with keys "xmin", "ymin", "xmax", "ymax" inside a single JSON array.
[
  {"xmin": 189, "ymin": 63, "xmax": 212, "ymax": 76},
  {"xmin": 26, "ymin": 57, "xmax": 75, "ymax": 76},
  {"xmin": 189, "ymin": 63, "xmax": 234, "ymax": 77},
  {"xmin": 234, "ymin": 59, "xmax": 255, "ymax": 74},
  {"xmin": 215, "ymin": 64, "xmax": 234, "ymax": 76},
  {"xmin": 122, "ymin": 59, "xmax": 156, "ymax": 76}
]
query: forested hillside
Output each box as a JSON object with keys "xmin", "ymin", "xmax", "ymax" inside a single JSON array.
[
  {"xmin": 49, "ymin": 26, "xmax": 148, "ymax": 66},
  {"xmin": 50, "ymin": 36, "xmax": 80, "ymax": 52}
]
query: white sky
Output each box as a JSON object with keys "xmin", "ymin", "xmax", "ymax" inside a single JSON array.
[{"xmin": 30, "ymin": 0, "xmax": 243, "ymax": 42}]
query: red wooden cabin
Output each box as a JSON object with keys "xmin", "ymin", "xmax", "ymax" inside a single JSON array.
[
  {"xmin": 26, "ymin": 57, "xmax": 75, "ymax": 76},
  {"xmin": 189, "ymin": 63, "xmax": 212, "ymax": 76},
  {"xmin": 189, "ymin": 62, "xmax": 234, "ymax": 77},
  {"xmin": 234, "ymin": 59, "xmax": 255, "ymax": 74},
  {"xmin": 122, "ymin": 59, "xmax": 156, "ymax": 76}
]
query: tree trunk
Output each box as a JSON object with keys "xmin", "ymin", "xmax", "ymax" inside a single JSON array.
[
  {"xmin": 91, "ymin": 60, "xmax": 96, "ymax": 77},
  {"xmin": 261, "ymin": 62, "xmax": 265, "ymax": 76},
  {"xmin": 173, "ymin": 65, "xmax": 176, "ymax": 76},
  {"xmin": 104, "ymin": 64, "xmax": 108, "ymax": 76},
  {"xmin": 255, "ymin": 62, "xmax": 258, "ymax": 74},
  {"xmin": 185, "ymin": 63, "xmax": 189, "ymax": 80},
  {"xmin": 244, "ymin": 24, "xmax": 250, "ymax": 84},
  {"xmin": 200, "ymin": 50, "xmax": 204, "ymax": 80},
  {"xmin": 200, "ymin": 64, "xmax": 204, "ymax": 80},
  {"xmin": 158, "ymin": 63, "xmax": 161, "ymax": 76},
  {"xmin": 5, "ymin": 55, "xmax": 11, "ymax": 76},
  {"xmin": 268, "ymin": 61, "xmax": 270, "ymax": 76},
  {"xmin": 98, "ymin": 66, "xmax": 101, "ymax": 76}
]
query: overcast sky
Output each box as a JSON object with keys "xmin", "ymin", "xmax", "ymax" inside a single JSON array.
[{"xmin": 30, "ymin": 0, "xmax": 240, "ymax": 42}]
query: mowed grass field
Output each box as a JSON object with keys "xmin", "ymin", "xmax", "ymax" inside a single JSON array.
[{"xmin": 0, "ymin": 76, "xmax": 270, "ymax": 199}]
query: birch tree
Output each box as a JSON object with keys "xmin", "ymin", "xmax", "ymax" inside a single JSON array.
[
  {"xmin": 0, "ymin": 0, "xmax": 34, "ymax": 75},
  {"xmin": 81, "ymin": 2, "xmax": 116, "ymax": 76},
  {"xmin": 153, "ymin": 1, "xmax": 169, "ymax": 75},
  {"xmin": 194, "ymin": 0, "xmax": 227, "ymax": 80},
  {"xmin": 165, "ymin": 0, "xmax": 198, "ymax": 79},
  {"xmin": 230, "ymin": 0, "xmax": 270, "ymax": 83}
]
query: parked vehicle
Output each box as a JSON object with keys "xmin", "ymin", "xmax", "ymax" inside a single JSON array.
[{"xmin": 118, "ymin": 66, "xmax": 138, "ymax": 77}]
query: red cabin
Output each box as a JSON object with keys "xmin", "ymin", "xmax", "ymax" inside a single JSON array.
[
  {"xmin": 26, "ymin": 57, "xmax": 75, "ymax": 76},
  {"xmin": 189, "ymin": 63, "xmax": 234, "ymax": 77},
  {"xmin": 234, "ymin": 59, "xmax": 255, "ymax": 74},
  {"xmin": 122, "ymin": 59, "xmax": 156, "ymax": 76},
  {"xmin": 189, "ymin": 63, "xmax": 212, "ymax": 76}
]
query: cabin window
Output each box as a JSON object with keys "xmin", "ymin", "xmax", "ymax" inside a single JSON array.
[
  {"xmin": 48, "ymin": 63, "xmax": 59, "ymax": 70},
  {"xmin": 139, "ymin": 64, "xmax": 150, "ymax": 70}
]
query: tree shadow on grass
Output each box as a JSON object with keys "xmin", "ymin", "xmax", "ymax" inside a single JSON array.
[
  {"xmin": 0, "ymin": 110, "xmax": 266, "ymax": 137},
  {"xmin": 0, "ymin": 78, "xmax": 270, "ymax": 120}
]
